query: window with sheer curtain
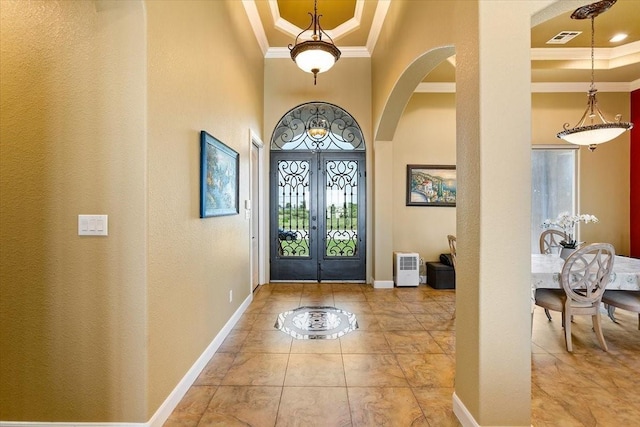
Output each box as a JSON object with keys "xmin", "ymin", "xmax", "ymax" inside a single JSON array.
[{"xmin": 531, "ymin": 147, "xmax": 578, "ymax": 253}]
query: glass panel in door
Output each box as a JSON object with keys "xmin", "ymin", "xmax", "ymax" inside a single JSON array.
[{"xmin": 270, "ymin": 152, "xmax": 365, "ymax": 282}]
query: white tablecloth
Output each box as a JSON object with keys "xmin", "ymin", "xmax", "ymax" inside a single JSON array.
[{"xmin": 531, "ymin": 253, "xmax": 640, "ymax": 291}]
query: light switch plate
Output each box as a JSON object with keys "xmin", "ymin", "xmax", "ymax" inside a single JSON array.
[{"xmin": 78, "ymin": 215, "xmax": 108, "ymax": 236}]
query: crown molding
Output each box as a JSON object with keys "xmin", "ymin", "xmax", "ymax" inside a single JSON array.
[
  {"xmin": 266, "ymin": 46, "xmax": 370, "ymax": 59},
  {"xmin": 242, "ymin": 0, "xmax": 269, "ymax": 56},
  {"xmin": 366, "ymin": 0, "xmax": 390, "ymax": 55},
  {"xmin": 531, "ymin": 82, "xmax": 633, "ymax": 93},
  {"xmin": 331, "ymin": 0, "xmax": 365, "ymax": 40},
  {"xmin": 415, "ymin": 82, "xmax": 635, "ymax": 93},
  {"xmin": 531, "ymin": 40, "xmax": 640, "ymax": 61}
]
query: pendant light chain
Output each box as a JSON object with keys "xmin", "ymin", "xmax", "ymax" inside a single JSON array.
[{"xmin": 590, "ymin": 16, "xmax": 595, "ymax": 93}]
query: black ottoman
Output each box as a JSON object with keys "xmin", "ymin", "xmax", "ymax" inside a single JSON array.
[{"xmin": 426, "ymin": 262, "xmax": 455, "ymax": 289}]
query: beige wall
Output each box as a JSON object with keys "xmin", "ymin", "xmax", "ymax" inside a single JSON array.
[
  {"xmin": 1, "ymin": 0, "xmax": 264, "ymax": 422},
  {"xmin": 392, "ymin": 93, "xmax": 456, "ymax": 262},
  {"xmin": 145, "ymin": 0, "xmax": 264, "ymax": 418},
  {"xmin": 0, "ymin": 0, "xmax": 147, "ymax": 421}
]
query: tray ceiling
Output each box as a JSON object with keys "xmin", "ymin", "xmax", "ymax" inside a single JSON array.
[{"xmin": 243, "ymin": 0, "xmax": 640, "ymax": 89}]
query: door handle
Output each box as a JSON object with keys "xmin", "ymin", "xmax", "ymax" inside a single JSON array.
[{"xmin": 312, "ymin": 226, "xmax": 317, "ymax": 230}]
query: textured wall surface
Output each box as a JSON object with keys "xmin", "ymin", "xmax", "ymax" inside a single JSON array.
[
  {"xmin": 0, "ymin": 0, "xmax": 264, "ymax": 422},
  {"xmin": 632, "ymin": 89, "xmax": 640, "ymax": 257},
  {"xmin": 145, "ymin": 0, "xmax": 264, "ymax": 418},
  {"xmin": 392, "ymin": 93, "xmax": 456, "ymax": 262},
  {"xmin": 0, "ymin": 0, "xmax": 147, "ymax": 421}
]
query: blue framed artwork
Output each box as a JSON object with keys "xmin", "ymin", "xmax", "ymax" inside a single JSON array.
[
  {"xmin": 406, "ymin": 164, "xmax": 456, "ymax": 207},
  {"xmin": 200, "ymin": 131, "xmax": 239, "ymax": 218}
]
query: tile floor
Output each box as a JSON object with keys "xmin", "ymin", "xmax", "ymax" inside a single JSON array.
[{"xmin": 164, "ymin": 283, "xmax": 640, "ymax": 427}]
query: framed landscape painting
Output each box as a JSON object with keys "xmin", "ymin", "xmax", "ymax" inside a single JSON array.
[
  {"xmin": 200, "ymin": 131, "xmax": 239, "ymax": 218},
  {"xmin": 406, "ymin": 164, "xmax": 457, "ymax": 207}
]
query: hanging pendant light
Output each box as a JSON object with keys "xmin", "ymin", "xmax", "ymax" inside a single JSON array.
[
  {"xmin": 289, "ymin": 0, "xmax": 341, "ymax": 85},
  {"xmin": 556, "ymin": 0, "xmax": 633, "ymax": 151},
  {"xmin": 307, "ymin": 108, "xmax": 329, "ymax": 139}
]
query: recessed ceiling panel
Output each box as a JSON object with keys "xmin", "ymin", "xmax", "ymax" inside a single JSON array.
[
  {"xmin": 278, "ymin": 0, "xmax": 356, "ymax": 30},
  {"xmin": 531, "ymin": 0, "xmax": 640, "ymax": 49},
  {"xmin": 256, "ymin": 0, "xmax": 375, "ymax": 48}
]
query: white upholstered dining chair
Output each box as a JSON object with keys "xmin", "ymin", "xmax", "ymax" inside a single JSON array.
[
  {"xmin": 538, "ymin": 229, "xmax": 568, "ymax": 321},
  {"xmin": 539, "ymin": 229, "xmax": 567, "ymax": 255},
  {"xmin": 602, "ymin": 290, "xmax": 640, "ymax": 330},
  {"xmin": 534, "ymin": 243, "xmax": 615, "ymax": 352}
]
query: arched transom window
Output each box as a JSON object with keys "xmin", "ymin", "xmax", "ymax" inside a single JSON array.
[{"xmin": 271, "ymin": 102, "xmax": 365, "ymax": 151}]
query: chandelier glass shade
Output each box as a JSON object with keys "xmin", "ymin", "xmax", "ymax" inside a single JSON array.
[
  {"xmin": 307, "ymin": 114, "xmax": 329, "ymax": 139},
  {"xmin": 289, "ymin": 0, "xmax": 341, "ymax": 85},
  {"xmin": 556, "ymin": 0, "xmax": 633, "ymax": 151}
]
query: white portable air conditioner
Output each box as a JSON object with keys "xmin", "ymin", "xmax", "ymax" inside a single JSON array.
[{"xmin": 393, "ymin": 252, "xmax": 420, "ymax": 287}]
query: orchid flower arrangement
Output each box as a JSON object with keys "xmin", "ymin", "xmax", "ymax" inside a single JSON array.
[{"xmin": 541, "ymin": 212, "xmax": 599, "ymax": 249}]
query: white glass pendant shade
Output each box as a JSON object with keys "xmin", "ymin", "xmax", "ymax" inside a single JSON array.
[
  {"xmin": 293, "ymin": 44, "xmax": 337, "ymax": 74},
  {"xmin": 557, "ymin": 88, "xmax": 633, "ymax": 150},
  {"xmin": 558, "ymin": 125, "xmax": 629, "ymax": 145}
]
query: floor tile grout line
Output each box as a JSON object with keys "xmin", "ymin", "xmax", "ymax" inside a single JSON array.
[{"xmin": 165, "ymin": 284, "xmax": 640, "ymax": 426}]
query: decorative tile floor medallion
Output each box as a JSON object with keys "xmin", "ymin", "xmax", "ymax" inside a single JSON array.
[{"xmin": 275, "ymin": 306, "xmax": 358, "ymax": 339}]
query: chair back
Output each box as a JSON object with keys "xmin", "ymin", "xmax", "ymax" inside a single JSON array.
[
  {"xmin": 561, "ymin": 243, "xmax": 615, "ymax": 305},
  {"xmin": 447, "ymin": 235, "xmax": 457, "ymax": 269},
  {"xmin": 539, "ymin": 229, "xmax": 567, "ymax": 254}
]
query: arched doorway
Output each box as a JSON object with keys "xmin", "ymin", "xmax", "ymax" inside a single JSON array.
[{"xmin": 270, "ymin": 102, "xmax": 366, "ymax": 282}]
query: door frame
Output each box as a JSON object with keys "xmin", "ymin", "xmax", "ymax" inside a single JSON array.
[{"xmin": 249, "ymin": 129, "xmax": 265, "ymax": 291}]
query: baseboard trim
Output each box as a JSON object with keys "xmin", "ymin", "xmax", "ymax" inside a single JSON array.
[
  {"xmin": 0, "ymin": 423, "xmax": 144, "ymax": 427},
  {"xmin": 452, "ymin": 393, "xmax": 532, "ymax": 427},
  {"xmin": 373, "ymin": 279, "xmax": 394, "ymax": 289},
  {"xmin": 452, "ymin": 392, "xmax": 479, "ymax": 427},
  {"xmin": 148, "ymin": 292, "xmax": 253, "ymax": 427},
  {"xmin": 0, "ymin": 293, "xmax": 253, "ymax": 427}
]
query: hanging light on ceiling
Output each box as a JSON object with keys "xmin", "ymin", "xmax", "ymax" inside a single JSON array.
[
  {"xmin": 289, "ymin": 0, "xmax": 341, "ymax": 85},
  {"xmin": 307, "ymin": 108, "xmax": 330, "ymax": 139},
  {"xmin": 556, "ymin": 0, "xmax": 633, "ymax": 151}
]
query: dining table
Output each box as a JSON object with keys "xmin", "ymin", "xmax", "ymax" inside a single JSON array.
[
  {"xmin": 531, "ymin": 253, "xmax": 640, "ymax": 291},
  {"xmin": 531, "ymin": 253, "xmax": 640, "ymax": 318}
]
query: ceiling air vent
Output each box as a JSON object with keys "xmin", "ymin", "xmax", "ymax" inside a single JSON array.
[{"xmin": 546, "ymin": 31, "xmax": 582, "ymax": 44}]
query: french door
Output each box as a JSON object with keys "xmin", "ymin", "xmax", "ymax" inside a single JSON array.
[{"xmin": 270, "ymin": 151, "xmax": 366, "ymax": 281}]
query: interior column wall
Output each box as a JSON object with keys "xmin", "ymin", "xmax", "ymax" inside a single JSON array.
[
  {"xmin": 372, "ymin": 140, "xmax": 394, "ymax": 285},
  {"xmin": 630, "ymin": 89, "xmax": 639, "ymax": 257},
  {"xmin": 371, "ymin": 0, "xmax": 568, "ymax": 425},
  {"xmin": 453, "ymin": 1, "xmax": 534, "ymax": 423}
]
